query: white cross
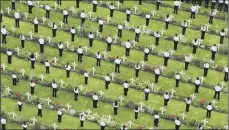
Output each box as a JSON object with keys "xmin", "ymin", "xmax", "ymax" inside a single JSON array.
[
  {"xmin": 202, "ymin": 119, "xmax": 208, "ymax": 126},
  {"xmin": 23, "ymin": 12, "xmax": 28, "ymax": 20},
  {"xmin": 66, "ymin": 103, "xmax": 72, "ymax": 110},
  {"xmin": 42, "ymin": 16, "xmax": 47, "ymax": 24},
  {"xmin": 144, "ymin": 29, "xmax": 151, "ymax": 35},
  {"xmin": 190, "ymin": 94, "xmax": 196, "ymax": 100},
  {"xmin": 160, "ymin": 66, "xmax": 165, "ymax": 72},
  {"xmin": 1, "ymin": 64, "xmax": 7, "ymax": 71},
  {"xmin": 9, "ymin": 111, "xmax": 17, "ymax": 119},
  {"xmin": 71, "ymin": 62, "xmax": 77, "ymax": 70},
  {"xmin": 133, "ymin": 5, "xmax": 138, "ymax": 14},
  {"xmin": 39, "ymin": 74, "xmax": 45, "ymax": 81},
  {"xmin": 170, "ymin": 88, "xmax": 176, "ymax": 98},
  {"xmin": 220, "ymin": 81, "xmax": 226, "ymax": 89},
  {"xmin": 127, "ymin": 120, "xmax": 134, "ymax": 128},
  {"xmin": 34, "ymin": 1, "xmax": 40, "ymax": 7},
  {"xmin": 34, "ymin": 52, "xmax": 39, "ymax": 59},
  {"xmin": 29, "ymin": 31, "xmax": 34, "ymax": 39},
  {"xmin": 99, "ymin": 90, "xmax": 104, "ymax": 97},
  {"xmin": 214, "ymin": 9, "xmax": 219, "ymax": 15},
  {"xmin": 179, "ymin": 70, "xmax": 185, "ymax": 76},
  {"xmin": 106, "ymin": 15, "xmax": 111, "ymax": 23},
  {"xmin": 197, "ymin": 38, "xmax": 203, "ymax": 46},
  {"xmin": 31, "ymin": 117, "xmax": 37, "ymax": 125},
  {"xmin": 141, "ymin": 24, "xmax": 147, "ymax": 32},
  {"xmin": 139, "ymin": 101, "xmax": 145, "ymax": 109},
  {"xmin": 91, "ymin": 67, "xmax": 96, "ymax": 75},
  {"xmin": 83, "ymin": 46, "xmax": 89, "ymax": 52},
  {"xmin": 200, "ymin": 76, "xmax": 205, "ymax": 84},
  {"xmin": 88, "ymin": 11, "xmax": 93, "ymax": 18},
  {"xmin": 52, "ymin": 123, "xmax": 58, "ymax": 130},
  {"xmin": 140, "ymin": 61, "xmax": 146, "ymax": 68},
  {"xmin": 121, "ymin": 55, "xmax": 127, "ymax": 63},
  {"xmin": 196, "ymin": 5, "xmax": 201, "ymax": 13},
  {"xmin": 160, "ymin": 107, "xmax": 165, "ymax": 114},
  {"xmin": 189, "ymin": 54, "xmax": 194, "ymax": 60},
  {"xmin": 70, "ymin": 6, "xmax": 77, "ymax": 14},
  {"xmin": 5, "ymin": 87, "xmax": 11, "ymax": 94},
  {"xmin": 107, "ymin": 115, "xmax": 112, "ymax": 122},
  {"xmin": 65, "ymin": 41, "xmax": 71, "ymax": 49},
  {"xmin": 224, "ymin": 125, "xmax": 228, "ymax": 130},
  {"xmin": 59, "ymin": 79, "xmax": 65, "ymax": 88},
  {"xmin": 45, "ymin": 97, "xmax": 51, "ymax": 105},
  {"xmin": 124, "ymin": 20, "xmax": 129, "ymax": 26},
  {"xmin": 216, "ymin": 43, "xmax": 222, "ymax": 50},
  {"xmin": 205, "ymin": 23, "xmax": 211, "ymax": 31},
  {"xmin": 116, "ymin": 1, "xmax": 121, "ymax": 8},
  {"xmin": 113, "ymin": 35, "xmax": 118, "ymax": 43},
  {"xmin": 110, "ymin": 72, "xmax": 116, "ymax": 81},
  {"xmin": 181, "ymin": 113, "xmax": 187, "ymax": 120},
  {"xmin": 78, "ymin": 84, "xmax": 84, "ymax": 91},
  {"xmin": 225, "ymin": 28, "xmax": 228, "ymax": 35},
  {"xmin": 96, "ymin": 30, "xmax": 100, "ymax": 38},
  {"xmin": 151, "ymin": 10, "xmax": 156, "ymax": 16},
  {"xmin": 25, "ymin": 92, "xmax": 31, "ymax": 100},
  {"xmin": 86, "ymin": 109, "xmax": 92, "ymax": 115},
  {"xmin": 102, "ymin": 50, "xmax": 108, "ymax": 59},
  {"xmin": 169, "ymin": 14, "xmax": 174, "ymax": 21},
  {"xmin": 59, "ymin": 21, "xmax": 64, "ymax": 28},
  {"xmin": 6, "ymin": 7, "xmax": 11, "ymax": 14},
  {"xmin": 169, "ymin": 49, "xmax": 175, "ymax": 55},
  {"xmin": 209, "ymin": 59, "xmax": 214, "ymax": 65},
  {"xmin": 187, "ymin": 19, "xmax": 192, "ymax": 26},
  {"xmin": 53, "ymin": 2, "xmax": 58, "ymax": 10},
  {"xmin": 14, "ymin": 47, "xmax": 20, "ymax": 55},
  {"xmin": 52, "ymin": 57, "xmax": 58, "ymax": 64},
  {"xmin": 178, "ymin": 34, "xmax": 185, "ymax": 42},
  {"xmin": 150, "ymin": 83, "xmax": 156, "ymax": 91},
  {"xmin": 211, "ymin": 99, "xmax": 218, "ymax": 106},
  {"xmin": 77, "ymin": 25, "xmax": 82, "ymax": 31},
  {"xmin": 159, "ymin": 29, "xmax": 165, "ymax": 36},
  {"xmin": 46, "ymin": 36, "xmax": 52, "ymax": 43},
  {"xmin": 150, "ymin": 44, "xmax": 156, "ymax": 51},
  {"xmin": 119, "ymin": 95, "xmax": 124, "ymax": 103},
  {"xmin": 11, "ymin": 26, "xmax": 16, "ymax": 33},
  {"xmin": 130, "ymin": 77, "xmax": 136, "ymax": 84},
  {"xmin": 131, "ymin": 40, "xmax": 137, "ymax": 46}
]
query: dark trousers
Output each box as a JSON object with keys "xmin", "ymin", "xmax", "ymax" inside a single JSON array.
[
  {"xmin": 145, "ymin": 92, "xmax": 149, "ymax": 101},
  {"xmin": 85, "ymin": 77, "xmax": 88, "ymax": 84},
  {"xmin": 192, "ymin": 45, "xmax": 197, "ymax": 54},
  {"xmin": 80, "ymin": 121, "xmax": 84, "ymax": 127},
  {"xmin": 211, "ymin": 51, "xmax": 216, "ymax": 60},
  {"xmin": 155, "ymin": 37, "xmax": 159, "ymax": 46},
  {"xmin": 18, "ymin": 105, "xmax": 22, "ymax": 111},
  {"xmin": 15, "ymin": 19, "xmax": 20, "ymax": 28},
  {"xmin": 175, "ymin": 125, "xmax": 180, "ymax": 130},
  {"xmin": 21, "ymin": 40, "xmax": 25, "ymax": 48},
  {"xmin": 96, "ymin": 58, "xmax": 101, "ymax": 66},
  {"xmin": 101, "ymin": 126, "xmax": 105, "ymax": 130},
  {"xmin": 186, "ymin": 104, "xmax": 190, "ymax": 112},
  {"xmin": 190, "ymin": 12, "xmax": 196, "ymax": 19},
  {"xmin": 185, "ymin": 62, "xmax": 189, "ymax": 70},
  {"xmin": 182, "ymin": 27, "xmax": 186, "ymax": 35},
  {"xmin": 0, "ymin": 14, "xmax": 2, "ymax": 22},
  {"xmin": 174, "ymin": 6, "xmax": 179, "ymax": 14},
  {"xmin": 119, "ymin": 0, "xmax": 124, "ymax": 3},
  {"xmin": 34, "ymin": 24, "xmax": 38, "ymax": 33},
  {"xmin": 204, "ymin": 68, "xmax": 208, "ymax": 77},
  {"xmin": 52, "ymin": 88, "xmax": 57, "ymax": 97},
  {"xmin": 115, "ymin": 64, "xmax": 120, "ymax": 73},
  {"xmin": 31, "ymin": 61, "xmax": 35, "ymax": 69},
  {"xmin": 40, "ymin": 44, "xmax": 44, "ymax": 53},
  {"xmin": 114, "ymin": 107, "xmax": 118, "ymax": 115},
  {"xmin": 135, "ymin": 69, "xmax": 139, "ymax": 77},
  {"xmin": 76, "ymin": 0, "xmax": 80, "ymax": 8},
  {"xmin": 211, "ymin": 2, "xmax": 215, "ymax": 9},
  {"xmin": 186, "ymin": 0, "xmax": 190, "ymax": 3},
  {"xmin": 81, "ymin": 18, "xmax": 85, "ymax": 27},
  {"xmin": 7, "ymin": 55, "xmax": 12, "ymax": 64},
  {"xmin": 135, "ymin": 33, "xmax": 140, "ymax": 42},
  {"xmin": 57, "ymin": 0, "xmax": 62, "ymax": 5},
  {"xmin": 66, "ymin": 70, "xmax": 70, "ymax": 78},
  {"xmin": 135, "ymin": 112, "xmax": 138, "ymax": 119},
  {"xmin": 205, "ymin": 1, "xmax": 209, "ymax": 8},
  {"xmin": 194, "ymin": 84, "xmax": 200, "ymax": 93},
  {"xmin": 63, "ymin": 15, "xmax": 68, "ymax": 24},
  {"xmin": 110, "ymin": 9, "xmax": 114, "ymax": 17},
  {"xmin": 93, "ymin": 100, "xmax": 98, "ymax": 108},
  {"xmin": 78, "ymin": 53, "xmax": 83, "ymax": 62},
  {"xmin": 206, "ymin": 110, "xmax": 211, "ymax": 118},
  {"xmin": 164, "ymin": 99, "xmax": 169, "ymax": 106},
  {"xmin": 58, "ymin": 115, "xmax": 62, "ymax": 122},
  {"xmin": 165, "ymin": 22, "xmax": 169, "ymax": 29},
  {"xmin": 31, "ymin": 87, "xmax": 34, "ymax": 94},
  {"xmin": 146, "ymin": 18, "xmax": 150, "ymax": 26},
  {"xmin": 89, "ymin": 38, "xmax": 93, "ymax": 47},
  {"xmin": 209, "ymin": 16, "xmax": 213, "ymax": 24},
  {"xmin": 198, "ymin": 0, "xmax": 202, "ymax": 5},
  {"xmin": 99, "ymin": 25, "xmax": 103, "ymax": 32},
  {"xmin": 164, "ymin": 57, "xmax": 169, "ymax": 66},
  {"xmin": 37, "ymin": 109, "xmax": 43, "ymax": 117},
  {"xmin": 220, "ymin": 36, "xmax": 224, "ymax": 44},
  {"xmin": 126, "ymin": 14, "xmax": 130, "ymax": 22},
  {"xmin": 2, "ymin": 34, "xmax": 7, "ymax": 43},
  {"xmin": 118, "ymin": 29, "xmax": 122, "ymax": 37},
  {"xmin": 74, "ymin": 93, "xmax": 78, "ymax": 101},
  {"xmin": 93, "ymin": 4, "xmax": 97, "ymax": 12},
  {"xmin": 28, "ymin": 5, "xmax": 33, "ymax": 14},
  {"xmin": 2, "ymin": 124, "xmax": 5, "ymax": 130},
  {"xmin": 124, "ymin": 88, "xmax": 128, "ymax": 96},
  {"xmin": 214, "ymin": 91, "xmax": 220, "ymax": 100},
  {"xmin": 218, "ymin": 3, "xmax": 223, "ymax": 11},
  {"xmin": 107, "ymin": 43, "xmax": 112, "ymax": 51},
  {"xmin": 156, "ymin": 2, "xmax": 160, "ymax": 10},
  {"xmin": 174, "ymin": 41, "xmax": 178, "ymax": 50},
  {"xmin": 224, "ymin": 72, "xmax": 228, "ymax": 81},
  {"xmin": 155, "ymin": 74, "xmax": 160, "ymax": 83},
  {"xmin": 46, "ymin": 10, "xmax": 50, "ymax": 18},
  {"xmin": 71, "ymin": 33, "xmax": 75, "ymax": 42},
  {"xmin": 154, "ymin": 119, "xmax": 159, "ymax": 127},
  {"xmin": 52, "ymin": 29, "xmax": 56, "ymax": 37},
  {"xmin": 105, "ymin": 81, "xmax": 110, "ymax": 89},
  {"xmin": 12, "ymin": 2, "xmax": 15, "ymax": 10},
  {"xmin": 46, "ymin": 66, "xmax": 49, "ymax": 74},
  {"xmin": 144, "ymin": 53, "xmax": 149, "ymax": 61},
  {"xmin": 224, "ymin": 4, "xmax": 228, "ymax": 12},
  {"xmin": 139, "ymin": 0, "xmax": 142, "ymax": 5},
  {"xmin": 59, "ymin": 49, "xmax": 63, "ymax": 57},
  {"xmin": 175, "ymin": 79, "xmax": 179, "ymax": 87},
  {"xmin": 126, "ymin": 48, "xmax": 130, "ymax": 56}
]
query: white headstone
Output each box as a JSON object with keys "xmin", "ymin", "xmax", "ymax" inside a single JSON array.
[
  {"xmin": 31, "ymin": 117, "xmax": 37, "ymax": 125},
  {"xmin": 52, "ymin": 57, "xmax": 58, "ymax": 64},
  {"xmin": 110, "ymin": 72, "xmax": 116, "ymax": 81},
  {"xmin": 202, "ymin": 119, "xmax": 208, "ymax": 126},
  {"xmin": 83, "ymin": 46, "xmax": 89, "ymax": 52},
  {"xmin": 6, "ymin": 7, "xmax": 11, "ymax": 14},
  {"xmin": 160, "ymin": 107, "xmax": 165, "ymax": 114},
  {"xmin": 1, "ymin": 64, "xmax": 7, "ymax": 71},
  {"xmin": 52, "ymin": 123, "xmax": 58, "ymax": 130},
  {"xmin": 121, "ymin": 55, "xmax": 127, "ymax": 63},
  {"xmin": 15, "ymin": 47, "xmax": 21, "ymax": 55},
  {"xmin": 91, "ymin": 67, "xmax": 96, "ymax": 75},
  {"xmin": 181, "ymin": 113, "xmax": 187, "ymax": 120},
  {"xmin": 66, "ymin": 103, "xmax": 72, "ymax": 110},
  {"xmin": 20, "ymin": 68, "xmax": 26, "ymax": 76},
  {"xmin": 59, "ymin": 21, "xmax": 64, "ymax": 28},
  {"xmin": 45, "ymin": 97, "xmax": 51, "ymax": 105},
  {"xmin": 151, "ymin": 10, "xmax": 156, "ymax": 16},
  {"xmin": 59, "ymin": 79, "xmax": 65, "ymax": 88},
  {"xmin": 71, "ymin": 62, "xmax": 77, "ymax": 70},
  {"xmin": 133, "ymin": 5, "xmax": 138, "ymax": 14},
  {"xmin": 99, "ymin": 90, "xmax": 104, "ymax": 97},
  {"xmin": 39, "ymin": 74, "xmax": 45, "ymax": 81},
  {"xmin": 25, "ymin": 92, "xmax": 31, "ymax": 100},
  {"xmin": 119, "ymin": 95, "xmax": 124, "ymax": 103}
]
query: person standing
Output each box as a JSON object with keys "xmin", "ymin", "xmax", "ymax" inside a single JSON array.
[
  {"xmin": 224, "ymin": 66, "xmax": 228, "ymax": 81},
  {"xmin": 18, "ymin": 100, "xmax": 23, "ymax": 111},
  {"xmin": 219, "ymin": 29, "xmax": 225, "ymax": 44},
  {"xmin": 96, "ymin": 51, "xmax": 101, "ymax": 66},
  {"xmin": 144, "ymin": 47, "xmax": 150, "ymax": 61},
  {"xmin": 200, "ymin": 25, "xmax": 207, "ymax": 39},
  {"xmin": 113, "ymin": 101, "xmax": 119, "ymax": 115},
  {"xmin": 192, "ymin": 38, "xmax": 198, "ymax": 54},
  {"xmin": 205, "ymin": 0, "xmax": 209, "ymax": 8},
  {"xmin": 74, "ymin": 87, "xmax": 79, "ymax": 101},
  {"xmin": 88, "ymin": 32, "xmax": 94, "ymax": 47},
  {"xmin": 190, "ymin": 4, "xmax": 197, "ymax": 19},
  {"xmin": 80, "ymin": 112, "xmax": 85, "ymax": 127},
  {"xmin": 92, "ymin": 0, "xmax": 97, "ymax": 12},
  {"xmin": 210, "ymin": 44, "xmax": 217, "ymax": 60},
  {"xmin": 214, "ymin": 84, "xmax": 221, "ymax": 100},
  {"xmin": 135, "ymin": 62, "xmax": 141, "ymax": 77},
  {"xmin": 224, "ymin": 0, "xmax": 228, "ymax": 12},
  {"xmin": 98, "ymin": 19, "xmax": 104, "ymax": 32},
  {"xmin": 12, "ymin": 73, "xmax": 18, "ymax": 86},
  {"xmin": 30, "ymin": 80, "xmax": 35, "ymax": 94},
  {"xmin": 154, "ymin": 112, "xmax": 160, "ymax": 127},
  {"xmin": 57, "ymin": 109, "xmax": 63, "ymax": 123},
  {"xmin": 175, "ymin": 117, "xmax": 181, "ymax": 130},
  {"xmin": 45, "ymin": 60, "xmax": 50, "ymax": 74},
  {"xmin": 22, "ymin": 121, "xmax": 27, "ymax": 130},
  {"xmin": 155, "ymin": 68, "xmax": 161, "ymax": 83},
  {"xmin": 106, "ymin": 35, "xmax": 113, "ymax": 51},
  {"xmin": 20, "ymin": 34, "xmax": 25, "ymax": 48},
  {"xmin": 163, "ymin": 50, "xmax": 170, "ymax": 66},
  {"xmin": 145, "ymin": 14, "xmax": 151, "ymax": 26},
  {"xmin": 174, "ymin": 1, "xmax": 180, "ymax": 14},
  {"xmin": 33, "ymin": 17, "xmax": 39, "ymax": 33},
  {"xmin": 134, "ymin": 106, "xmax": 139, "ymax": 119},
  {"xmin": 45, "ymin": 4, "xmax": 51, "ymax": 18},
  {"xmin": 114, "ymin": 56, "xmax": 121, "ymax": 73},
  {"xmin": 173, "ymin": 34, "xmax": 179, "ymax": 50},
  {"xmin": 7, "ymin": 49, "xmax": 12, "ymax": 64},
  {"xmin": 156, "ymin": 0, "xmax": 161, "ymax": 10},
  {"xmin": 175, "ymin": 73, "xmax": 180, "ymax": 87},
  {"xmin": 181, "ymin": 20, "xmax": 188, "ymax": 35},
  {"xmin": 52, "ymin": 81, "xmax": 58, "ymax": 98},
  {"xmin": 135, "ymin": 26, "xmax": 141, "ymax": 42},
  {"xmin": 186, "ymin": 97, "xmax": 191, "ymax": 112},
  {"xmin": 28, "ymin": 0, "xmax": 34, "ymax": 14},
  {"xmin": 109, "ymin": 3, "xmax": 115, "ymax": 17},
  {"xmin": 65, "ymin": 63, "xmax": 71, "ymax": 78},
  {"xmin": 52, "ymin": 22, "xmax": 57, "ymax": 37},
  {"xmin": 117, "ymin": 24, "xmax": 123, "ymax": 38},
  {"xmin": 76, "ymin": 0, "xmax": 80, "ymax": 8},
  {"xmin": 1, "ymin": 118, "xmax": 6, "ymax": 130},
  {"xmin": 125, "ymin": 40, "xmax": 131, "ymax": 56},
  {"xmin": 126, "ymin": 8, "xmax": 131, "ymax": 22},
  {"xmin": 203, "ymin": 62, "xmax": 209, "ymax": 77},
  {"xmin": 218, "ymin": 0, "xmax": 224, "ymax": 11},
  {"xmin": 105, "ymin": 74, "xmax": 111, "ymax": 89},
  {"xmin": 58, "ymin": 42, "xmax": 63, "ymax": 57},
  {"xmin": 70, "ymin": 27, "xmax": 76, "ymax": 42},
  {"xmin": 206, "ymin": 102, "xmax": 213, "ymax": 118},
  {"xmin": 84, "ymin": 71, "xmax": 89, "ymax": 84},
  {"xmin": 184, "ymin": 55, "xmax": 191, "ymax": 70},
  {"xmin": 77, "ymin": 46, "xmax": 83, "ymax": 62},
  {"xmin": 14, "ymin": 10, "xmax": 20, "ymax": 28},
  {"xmin": 123, "ymin": 81, "xmax": 129, "ymax": 96},
  {"xmin": 100, "ymin": 122, "xmax": 106, "ymax": 130},
  {"xmin": 30, "ymin": 53, "xmax": 36, "ymax": 69},
  {"xmin": 1, "ymin": 25, "xmax": 7, "ymax": 44},
  {"xmin": 194, "ymin": 77, "xmax": 201, "ymax": 93},
  {"xmin": 165, "ymin": 14, "xmax": 171, "ymax": 29},
  {"xmin": 209, "ymin": 9, "xmax": 215, "ymax": 24},
  {"xmin": 92, "ymin": 93, "xmax": 99, "ymax": 108},
  {"xmin": 63, "ymin": 9, "xmax": 69, "ymax": 24},
  {"xmin": 12, "ymin": 0, "xmax": 16, "ymax": 10},
  {"xmin": 39, "ymin": 37, "xmax": 45, "ymax": 53},
  {"xmin": 144, "ymin": 86, "xmax": 150, "ymax": 101},
  {"xmin": 37, "ymin": 102, "xmax": 43, "ymax": 117},
  {"xmin": 154, "ymin": 31, "xmax": 160, "ymax": 46},
  {"xmin": 164, "ymin": 92, "xmax": 170, "ymax": 106}
]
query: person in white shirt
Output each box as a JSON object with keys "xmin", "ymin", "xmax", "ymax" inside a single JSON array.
[
  {"xmin": 174, "ymin": 1, "xmax": 180, "ymax": 14},
  {"xmin": 190, "ymin": 4, "xmax": 196, "ymax": 19},
  {"xmin": 164, "ymin": 92, "xmax": 170, "ymax": 106},
  {"xmin": 135, "ymin": 26, "xmax": 141, "ymax": 42},
  {"xmin": 109, "ymin": 3, "xmax": 115, "ymax": 17},
  {"xmin": 57, "ymin": 0, "xmax": 62, "ymax": 5},
  {"xmin": 186, "ymin": 97, "xmax": 191, "ymax": 112},
  {"xmin": 209, "ymin": 9, "xmax": 215, "ymax": 24},
  {"xmin": 181, "ymin": 20, "xmax": 188, "ymax": 35},
  {"xmin": 22, "ymin": 121, "xmax": 27, "ymax": 130},
  {"xmin": 27, "ymin": 0, "xmax": 34, "ymax": 14},
  {"xmin": 144, "ymin": 47, "xmax": 150, "ymax": 61},
  {"xmin": 77, "ymin": 46, "xmax": 83, "ymax": 62},
  {"xmin": 45, "ymin": 60, "xmax": 50, "ymax": 74},
  {"xmin": 135, "ymin": 62, "xmax": 141, "ymax": 77},
  {"xmin": 96, "ymin": 51, "xmax": 101, "ymax": 66},
  {"xmin": 74, "ymin": 87, "xmax": 79, "ymax": 101},
  {"xmin": 93, "ymin": 93, "xmax": 99, "ymax": 108},
  {"xmin": 57, "ymin": 109, "xmax": 63, "ymax": 123},
  {"xmin": 88, "ymin": 32, "xmax": 94, "ymax": 47},
  {"xmin": 30, "ymin": 53, "xmax": 36, "ymax": 69},
  {"xmin": 194, "ymin": 77, "xmax": 201, "ymax": 93},
  {"xmin": 33, "ymin": 17, "xmax": 39, "ymax": 33},
  {"xmin": 165, "ymin": 14, "xmax": 171, "ymax": 29},
  {"xmin": 12, "ymin": 72, "xmax": 18, "ymax": 86},
  {"xmin": 12, "ymin": 0, "xmax": 16, "ymax": 10},
  {"xmin": 145, "ymin": 14, "xmax": 151, "ymax": 26},
  {"xmin": 37, "ymin": 102, "xmax": 43, "ymax": 117},
  {"xmin": 1, "ymin": 25, "xmax": 7, "ymax": 43},
  {"xmin": 52, "ymin": 22, "xmax": 57, "ymax": 37},
  {"xmin": 106, "ymin": 35, "xmax": 113, "ymax": 51},
  {"xmin": 125, "ymin": 40, "xmax": 131, "ymax": 56},
  {"xmin": 30, "ymin": 80, "xmax": 35, "ymax": 94},
  {"xmin": 175, "ymin": 73, "xmax": 180, "ymax": 87},
  {"xmin": 154, "ymin": 31, "xmax": 160, "ymax": 46},
  {"xmin": 92, "ymin": 0, "xmax": 97, "ymax": 12},
  {"xmin": 14, "ymin": 11, "xmax": 20, "ymax": 28},
  {"xmin": 206, "ymin": 102, "xmax": 213, "ymax": 118},
  {"xmin": 175, "ymin": 117, "xmax": 181, "ymax": 130},
  {"xmin": 20, "ymin": 34, "xmax": 25, "ymax": 48},
  {"xmin": 154, "ymin": 112, "xmax": 160, "ymax": 127},
  {"xmin": 117, "ymin": 24, "xmax": 123, "ymax": 37},
  {"xmin": 63, "ymin": 9, "xmax": 69, "ymax": 24},
  {"xmin": 144, "ymin": 86, "xmax": 150, "ymax": 101},
  {"xmin": 218, "ymin": 0, "xmax": 224, "ymax": 11},
  {"xmin": 224, "ymin": 65, "xmax": 228, "ymax": 81},
  {"xmin": 173, "ymin": 34, "xmax": 179, "ymax": 50},
  {"xmin": 65, "ymin": 63, "xmax": 71, "ymax": 78},
  {"xmin": 203, "ymin": 62, "xmax": 209, "ymax": 77},
  {"xmin": 214, "ymin": 84, "xmax": 221, "ymax": 100},
  {"xmin": 105, "ymin": 74, "xmax": 111, "ymax": 89},
  {"xmin": 123, "ymin": 80, "xmax": 129, "ymax": 96},
  {"xmin": 45, "ymin": 4, "xmax": 51, "ymax": 18},
  {"xmin": 163, "ymin": 50, "xmax": 170, "ymax": 66},
  {"xmin": 52, "ymin": 81, "xmax": 58, "ymax": 97},
  {"xmin": 192, "ymin": 38, "xmax": 198, "ymax": 54},
  {"xmin": 80, "ymin": 112, "xmax": 86, "ymax": 127},
  {"xmin": 1, "ymin": 118, "xmax": 6, "ymax": 130},
  {"xmin": 197, "ymin": 124, "xmax": 202, "ymax": 130},
  {"xmin": 126, "ymin": 8, "xmax": 131, "ymax": 22},
  {"xmin": 156, "ymin": 0, "xmax": 161, "ymax": 10},
  {"xmin": 155, "ymin": 68, "xmax": 161, "ymax": 83},
  {"xmin": 100, "ymin": 121, "xmax": 106, "ymax": 130},
  {"xmin": 70, "ymin": 27, "xmax": 76, "ymax": 42},
  {"xmin": 134, "ymin": 106, "xmax": 139, "ymax": 119},
  {"xmin": 98, "ymin": 19, "xmax": 104, "ymax": 32},
  {"xmin": 6, "ymin": 49, "xmax": 12, "ymax": 64},
  {"xmin": 184, "ymin": 55, "xmax": 191, "ymax": 70},
  {"xmin": 115, "ymin": 56, "xmax": 121, "ymax": 73},
  {"xmin": 210, "ymin": 44, "xmax": 217, "ymax": 60},
  {"xmin": 200, "ymin": 25, "xmax": 207, "ymax": 39},
  {"xmin": 80, "ymin": 10, "xmax": 86, "ymax": 26},
  {"xmin": 219, "ymin": 29, "xmax": 225, "ymax": 44},
  {"xmin": 224, "ymin": 0, "xmax": 228, "ymax": 12},
  {"xmin": 113, "ymin": 101, "xmax": 119, "ymax": 115},
  {"xmin": 84, "ymin": 71, "xmax": 89, "ymax": 84},
  {"xmin": 58, "ymin": 42, "xmax": 63, "ymax": 57},
  {"xmin": 39, "ymin": 37, "xmax": 45, "ymax": 53},
  {"xmin": 18, "ymin": 100, "xmax": 23, "ymax": 111}
]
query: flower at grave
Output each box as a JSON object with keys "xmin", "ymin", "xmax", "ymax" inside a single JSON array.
[
  {"xmin": 16, "ymin": 92, "xmax": 21, "ymax": 97},
  {"xmin": 169, "ymin": 115, "xmax": 173, "ymax": 120},
  {"xmin": 138, "ymin": 125, "xmax": 142, "ymax": 129},
  {"xmin": 69, "ymin": 109, "xmax": 76, "ymax": 115},
  {"xmin": 200, "ymin": 99, "xmax": 206, "ymax": 105},
  {"xmin": 87, "ymin": 91, "xmax": 96, "ymax": 95},
  {"xmin": 216, "ymin": 66, "xmax": 224, "ymax": 71}
]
